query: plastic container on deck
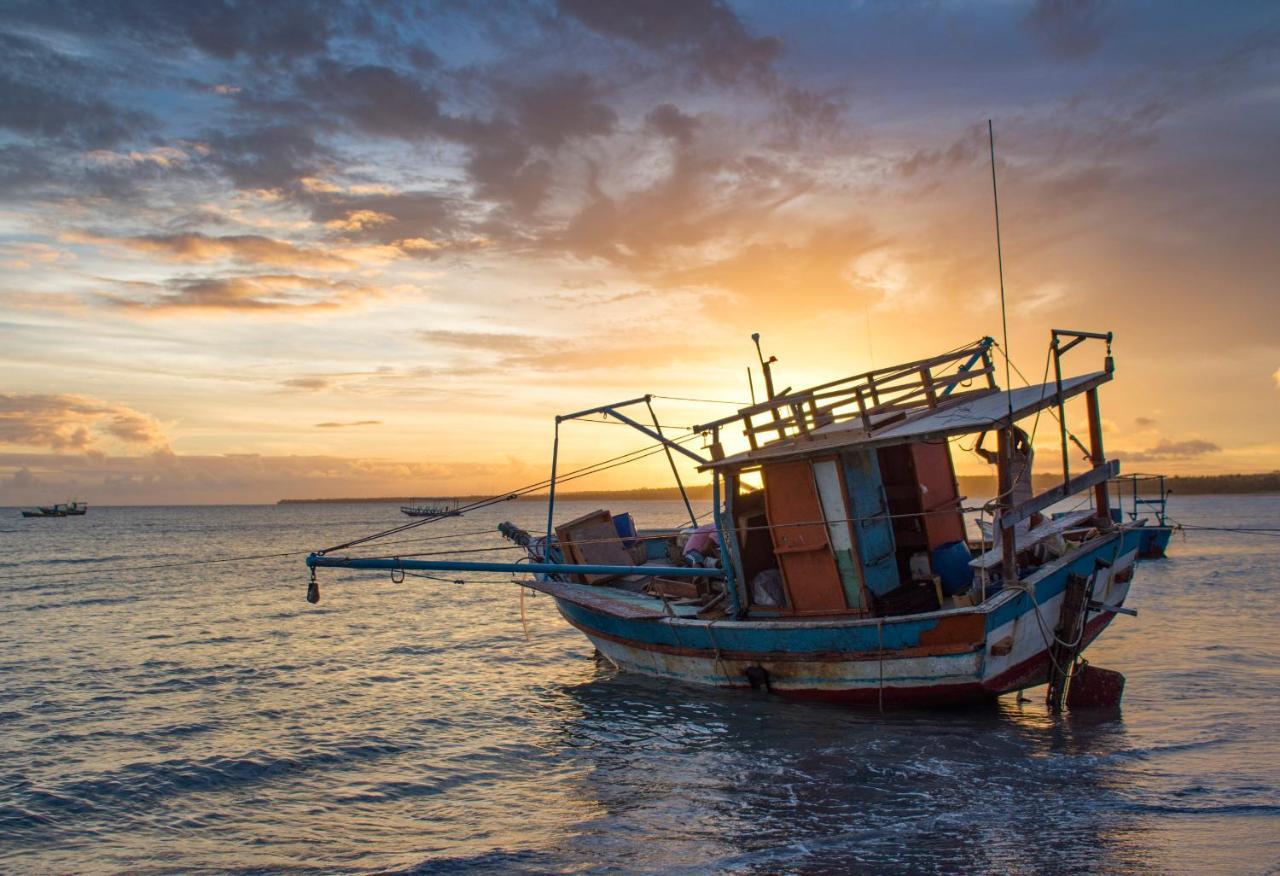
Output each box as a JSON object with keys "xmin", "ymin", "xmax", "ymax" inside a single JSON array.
[
  {"xmin": 612, "ymin": 512, "xmax": 638, "ymax": 548},
  {"xmin": 932, "ymin": 540, "xmax": 975, "ymax": 596}
]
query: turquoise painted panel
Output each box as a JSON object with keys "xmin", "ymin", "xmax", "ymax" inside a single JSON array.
[{"xmin": 840, "ymin": 450, "xmax": 900, "ymax": 596}]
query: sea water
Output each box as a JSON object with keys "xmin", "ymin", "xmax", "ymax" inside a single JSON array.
[{"xmin": 0, "ymin": 496, "xmax": 1277, "ymax": 874}]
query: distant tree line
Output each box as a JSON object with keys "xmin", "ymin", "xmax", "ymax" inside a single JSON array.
[{"xmin": 278, "ymin": 471, "xmax": 1280, "ymax": 504}]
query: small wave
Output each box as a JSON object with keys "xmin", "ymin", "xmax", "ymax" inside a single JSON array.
[
  {"xmin": 17, "ymin": 594, "xmax": 140, "ymax": 612},
  {"xmin": 1129, "ymin": 802, "xmax": 1280, "ymax": 817}
]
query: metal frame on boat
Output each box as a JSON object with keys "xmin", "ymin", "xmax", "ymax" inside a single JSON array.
[{"xmin": 308, "ymin": 329, "xmax": 1158, "ymax": 710}]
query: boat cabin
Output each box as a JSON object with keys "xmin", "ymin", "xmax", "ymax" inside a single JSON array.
[{"xmin": 524, "ymin": 331, "xmax": 1121, "ymax": 622}]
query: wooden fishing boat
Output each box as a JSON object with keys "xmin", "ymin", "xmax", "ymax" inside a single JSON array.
[
  {"xmin": 400, "ymin": 498, "xmax": 463, "ymax": 517},
  {"xmin": 308, "ymin": 330, "xmax": 1155, "ymax": 710},
  {"xmin": 21, "ymin": 501, "xmax": 87, "ymax": 518}
]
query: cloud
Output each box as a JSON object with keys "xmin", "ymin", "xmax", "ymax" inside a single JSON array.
[
  {"xmin": 664, "ymin": 226, "xmax": 885, "ymax": 311},
  {"xmin": 558, "ymin": 0, "xmax": 783, "ymax": 87},
  {"xmin": 99, "ymin": 274, "xmax": 379, "ymax": 314},
  {"xmin": 1120, "ymin": 438, "xmax": 1221, "ymax": 462},
  {"xmin": 296, "ymin": 60, "xmax": 446, "ymax": 140},
  {"xmin": 304, "ymin": 191, "xmax": 458, "ymax": 244},
  {"xmin": 281, "ymin": 377, "xmax": 330, "ymax": 391},
  {"xmin": 418, "ymin": 329, "xmax": 546, "ymax": 353},
  {"xmin": 324, "ymin": 209, "xmax": 396, "ymax": 232},
  {"xmin": 89, "ymin": 232, "xmax": 356, "ymax": 270},
  {"xmin": 0, "ymin": 241, "xmax": 76, "ymax": 270},
  {"xmin": 460, "ymin": 72, "xmax": 619, "ymax": 214},
  {"xmin": 1025, "ymin": 0, "xmax": 1108, "ymax": 60},
  {"xmin": 315, "ymin": 420, "xmax": 381, "ymax": 428},
  {"xmin": 1273, "ymin": 367, "xmax": 1280, "ymax": 390},
  {"xmin": 895, "ymin": 125, "xmax": 985, "ymax": 178},
  {"xmin": 646, "ymin": 103, "xmax": 699, "ymax": 144},
  {"xmin": 0, "ymin": 31, "xmax": 152, "ymax": 148},
  {"xmin": 17, "ymin": 0, "xmax": 341, "ymax": 64},
  {"xmin": 84, "ymin": 146, "xmax": 192, "ymax": 169},
  {"xmin": 206, "ymin": 124, "xmax": 330, "ymax": 189},
  {"xmin": 1134, "ymin": 416, "xmax": 1157, "ymax": 428},
  {"xmin": 0, "ymin": 393, "xmax": 168, "ymax": 452}
]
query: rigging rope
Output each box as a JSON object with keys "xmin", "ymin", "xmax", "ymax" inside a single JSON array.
[{"xmin": 315, "ymin": 431, "xmax": 706, "ymax": 555}]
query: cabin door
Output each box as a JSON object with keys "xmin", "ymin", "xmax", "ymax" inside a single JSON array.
[
  {"xmin": 840, "ymin": 449, "xmax": 900, "ymax": 598},
  {"xmin": 762, "ymin": 459, "xmax": 849, "ymax": 614}
]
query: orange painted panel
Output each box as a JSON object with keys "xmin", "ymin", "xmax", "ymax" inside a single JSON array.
[
  {"xmin": 762, "ymin": 460, "xmax": 848, "ymax": 613},
  {"xmin": 911, "ymin": 442, "xmax": 966, "ymax": 547}
]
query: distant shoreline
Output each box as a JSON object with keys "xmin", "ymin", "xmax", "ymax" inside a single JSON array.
[{"xmin": 279, "ymin": 472, "xmax": 1280, "ymax": 503}]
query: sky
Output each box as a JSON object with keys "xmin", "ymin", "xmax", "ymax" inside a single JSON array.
[{"xmin": 1, "ymin": 0, "xmax": 1278, "ymax": 505}]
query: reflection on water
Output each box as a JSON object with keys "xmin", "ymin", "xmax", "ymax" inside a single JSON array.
[{"xmin": 0, "ymin": 496, "xmax": 1277, "ymax": 874}]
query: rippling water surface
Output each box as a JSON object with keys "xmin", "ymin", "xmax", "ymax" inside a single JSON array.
[{"xmin": 1, "ymin": 496, "xmax": 1277, "ymax": 874}]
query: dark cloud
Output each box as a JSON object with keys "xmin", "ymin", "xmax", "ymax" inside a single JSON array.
[
  {"xmin": 282, "ymin": 377, "xmax": 330, "ymax": 391},
  {"xmin": 895, "ymin": 125, "xmax": 985, "ymax": 178},
  {"xmin": 513, "ymin": 73, "xmax": 617, "ymax": 148},
  {"xmin": 304, "ymin": 190, "xmax": 460, "ymax": 245},
  {"xmin": 296, "ymin": 60, "xmax": 446, "ymax": 140},
  {"xmin": 1025, "ymin": 0, "xmax": 1108, "ymax": 60},
  {"xmin": 0, "ymin": 32, "xmax": 151, "ymax": 148},
  {"xmin": 417, "ymin": 330, "xmax": 544, "ymax": 353},
  {"xmin": 646, "ymin": 103, "xmax": 699, "ymax": 144},
  {"xmin": 1121, "ymin": 439, "xmax": 1221, "ymax": 462},
  {"xmin": 1134, "ymin": 416, "xmax": 1157, "ymax": 428},
  {"xmin": 557, "ymin": 0, "xmax": 782, "ymax": 86},
  {"xmin": 458, "ymin": 72, "xmax": 617, "ymax": 214},
  {"xmin": 207, "ymin": 125, "xmax": 329, "ymax": 190},
  {"xmin": 99, "ymin": 274, "xmax": 378, "ymax": 313},
  {"xmin": 11, "ymin": 0, "xmax": 340, "ymax": 63}
]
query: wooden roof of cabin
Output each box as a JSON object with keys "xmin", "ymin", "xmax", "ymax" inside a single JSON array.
[{"xmin": 701, "ymin": 370, "xmax": 1110, "ymax": 471}]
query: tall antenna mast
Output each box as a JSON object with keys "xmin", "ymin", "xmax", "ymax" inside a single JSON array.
[{"xmin": 988, "ymin": 119, "xmax": 1014, "ymax": 423}]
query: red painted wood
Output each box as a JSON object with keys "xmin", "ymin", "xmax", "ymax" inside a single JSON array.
[
  {"xmin": 910, "ymin": 442, "xmax": 966, "ymax": 547},
  {"xmin": 762, "ymin": 460, "xmax": 848, "ymax": 613}
]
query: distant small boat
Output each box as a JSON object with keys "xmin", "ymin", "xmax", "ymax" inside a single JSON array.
[
  {"xmin": 400, "ymin": 498, "xmax": 463, "ymax": 518},
  {"xmin": 22, "ymin": 501, "xmax": 88, "ymax": 518}
]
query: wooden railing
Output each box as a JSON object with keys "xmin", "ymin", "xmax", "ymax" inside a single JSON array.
[{"xmin": 694, "ymin": 340, "xmax": 998, "ymax": 451}]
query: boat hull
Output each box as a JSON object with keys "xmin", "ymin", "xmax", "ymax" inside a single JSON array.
[
  {"xmin": 546, "ymin": 529, "xmax": 1143, "ymax": 706},
  {"xmin": 1136, "ymin": 525, "xmax": 1173, "ymax": 559}
]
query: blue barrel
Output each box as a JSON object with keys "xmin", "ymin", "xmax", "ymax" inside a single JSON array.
[
  {"xmin": 612, "ymin": 512, "xmax": 638, "ymax": 548},
  {"xmin": 932, "ymin": 540, "xmax": 974, "ymax": 596}
]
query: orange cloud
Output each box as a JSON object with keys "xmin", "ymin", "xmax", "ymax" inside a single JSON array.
[
  {"xmin": 87, "ymin": 232, "xmax": 355, "ymax": 271},
  {"xmin": 0, "ymin": 393, "xmax": 169, "ymax": 452},
  {"xmin": 325, "ymin": 209, "xmax": 395, "ymax": 231}
]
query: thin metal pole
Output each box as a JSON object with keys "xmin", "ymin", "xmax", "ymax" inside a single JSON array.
[
  {"xmin": 546, "ymin": 418, "xmax": 560, "ymax": 555},
  {"xmin": 989, "ymin": 119, "xmax": 1014, "ymax": 426},
  {"xmin": 308, "ymin": 554, "xmax": 724, "ymax": 579},
  {"xmin": 712, "ymin": 472, "xmax": 742, "ymax": 617},
  {"xmin": 1053, "ymin": 336, "xmax": 1070, "ymax": 485},
  {"xmin": 646, "ymin": 397, "xmax": 697, "ymax": 527}
]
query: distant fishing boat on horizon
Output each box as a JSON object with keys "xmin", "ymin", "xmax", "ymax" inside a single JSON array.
[
  {"xmin": 399, "ymin": 498, "xmax": 464, "ymax": 518},
  {"xmin": 21, "ymin": 501, "xmax": 88, "ymax": 518}
]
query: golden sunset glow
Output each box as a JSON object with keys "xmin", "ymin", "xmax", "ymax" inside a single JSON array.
[{"xmin": 2, "ymin": 2, "xmax": 1278, "ymax": 504}]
